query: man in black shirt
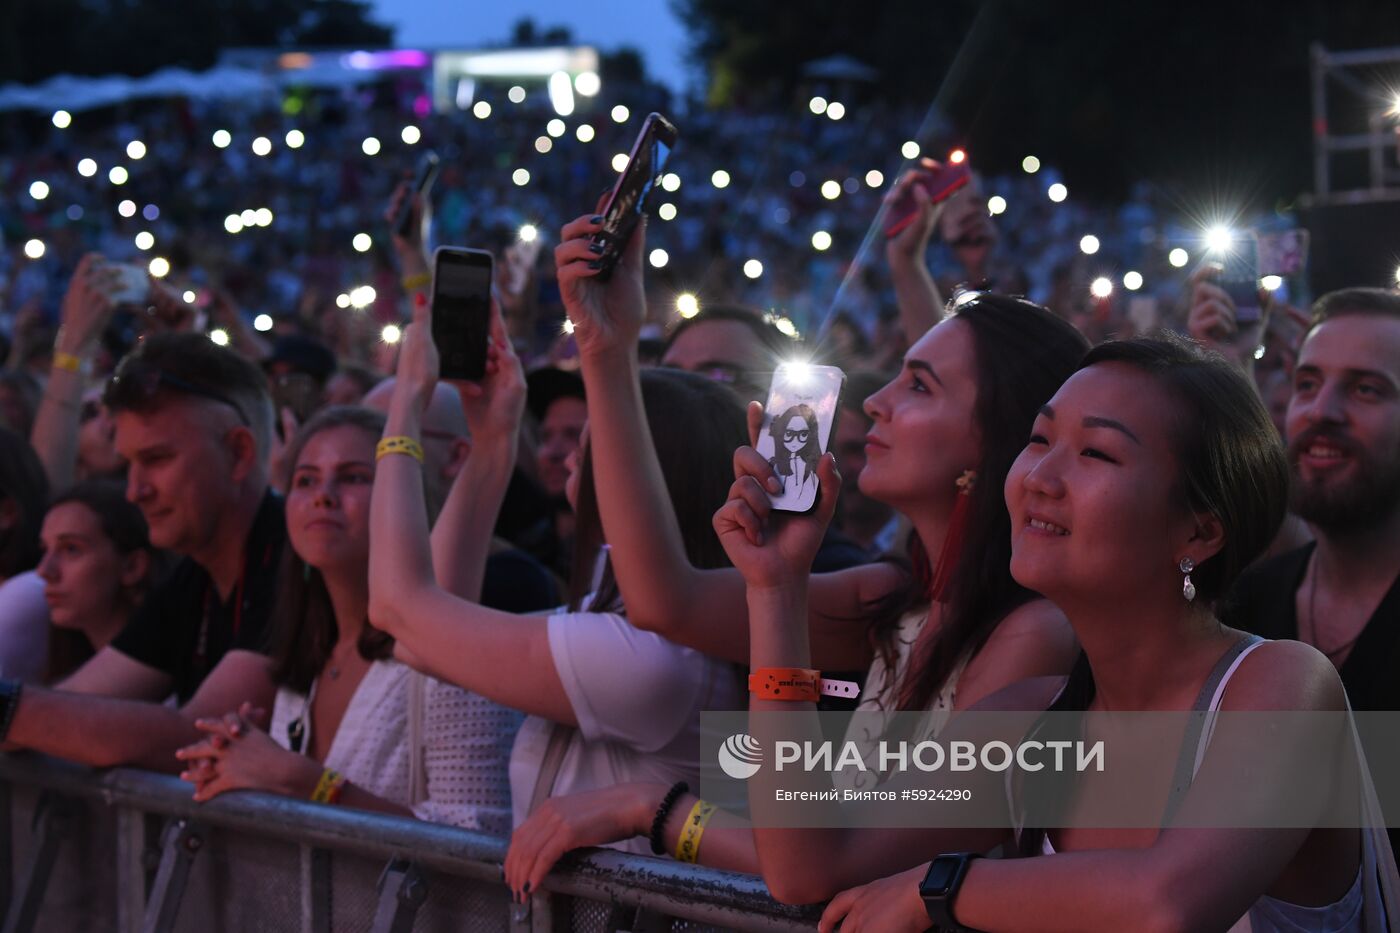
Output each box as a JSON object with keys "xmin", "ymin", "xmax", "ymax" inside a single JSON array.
[
  {"xmin": 0, "ymin": 334, "xmax": 284, "ymax": 770},
  {"xmin": 1222, "ymin": 288, "xmax": 1400, "ymax": 710}
]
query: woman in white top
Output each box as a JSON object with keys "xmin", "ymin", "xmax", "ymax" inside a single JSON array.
[
  {"xmin": 367, "ymin": 300, "xmax": 746, "ymax": 871},
  {"xmin": 811, "ymin": 337, "xmax": 1396, "ymax": 931},
  {"xmin": 176, "ymin": 406, "xmax": 518, "ymax": 833},
  {"xmin": 497, "ymin": 197, "xmax": 1088, "ymax": 903}
]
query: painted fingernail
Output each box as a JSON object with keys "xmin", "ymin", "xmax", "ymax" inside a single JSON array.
[
  {"xmin": 589, "ymin": 215, "xmax": 604, "ymax": 224},
  {"xmin": 587, "ymin": 260, "xmax": 601, "ymax": 270},
  {"xmin": 587, "ymin": 242, "xmax": 605, "ymax": 255},
  {"xmin": 523, "ymin": 881, "xmax": 532, "ymax": 894}
]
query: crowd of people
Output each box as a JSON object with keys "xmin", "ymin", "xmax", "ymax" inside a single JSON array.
[{"xmin": 0, "ymin": 74, "xmax": 1396, "ymax": 933}]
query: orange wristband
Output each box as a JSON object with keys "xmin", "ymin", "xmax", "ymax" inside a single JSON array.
[{"xmin": 748, "ymin": 667, "xmax": 860, "ymax": 702}]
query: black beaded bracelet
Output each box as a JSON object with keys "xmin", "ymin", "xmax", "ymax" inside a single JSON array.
[
  {"xmin": 649, "ymin": 781, "xmax": 689, "ymax": 856},
  {"xmin": 0, "ymin": 679, "xmax": 22, "ymax": 743}
]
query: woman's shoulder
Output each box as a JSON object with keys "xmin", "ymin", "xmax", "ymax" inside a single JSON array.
[{"xmin": 1217, "ymin": 635, "xmax": 1346, "ymax": 713}]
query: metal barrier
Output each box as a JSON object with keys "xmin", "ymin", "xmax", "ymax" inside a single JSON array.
[{"xmin": 0, "ymin": 753, "xmax": 818, "ymax": 933}]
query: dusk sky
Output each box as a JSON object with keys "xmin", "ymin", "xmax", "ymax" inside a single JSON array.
[{"xmin": 368, "ymin": 0, "xmax": 694, "ymax": 91}]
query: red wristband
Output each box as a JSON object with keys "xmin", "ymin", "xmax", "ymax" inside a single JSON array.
[{"xmin": 748, "ymin": 667, "xmax": 860, "ymax": 702}]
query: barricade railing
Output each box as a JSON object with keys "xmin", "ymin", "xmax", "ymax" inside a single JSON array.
[{"xmin": 0, "ymin": 753, "xmax": 818, "ymax": 933}]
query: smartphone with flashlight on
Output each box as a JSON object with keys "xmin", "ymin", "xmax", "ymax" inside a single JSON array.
[
  {"xmin": 1218, "ymin": 232, "xmax": 1263, "ymax": 325},
  {"xmin": 589, "ymin": 112, "xmax": 678, "ymax": 281},
  {"xmin": 755, "ymin": 363, "xmax": 846, "ymax": 514},
  {"xmin": 394, "ymin": 150, "xmax": 440, "ymax": 240},
  {"xmin": 431, "ymin": 247, "xmax": 493, "ymax": 381},
  {"xmin": 884, "ymin": 158, "xmax": 971, "ymax": 238}
]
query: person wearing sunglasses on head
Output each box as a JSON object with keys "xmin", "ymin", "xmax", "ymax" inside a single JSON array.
[{"xmin": 0, "ymin": 333, "xmax": 288, "ymax": 772}]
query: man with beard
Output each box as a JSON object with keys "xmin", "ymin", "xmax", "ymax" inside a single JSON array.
[{"xmin": 1222, "ymin": 288, "xmax": 1400, "ymax": 712}]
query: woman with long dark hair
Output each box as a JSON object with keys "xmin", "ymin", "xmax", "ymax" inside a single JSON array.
[
  {"xmin": 499, "ymin": 213, "xmax": 1088, "ymax": 901},
  {"xmin": 0, "ymin": 426, "xmax": 51, "ymax": 681},
  {"xmin": 810, "ymin": 336, "xmax": 1397, "ymax": 931},
  {"xmin": 176, "ymin": 405, "xmax": 519, "ymax": 833},
  {"xmin": 767, "ymin": 404, "xmax": 821, "ymax": 502}
]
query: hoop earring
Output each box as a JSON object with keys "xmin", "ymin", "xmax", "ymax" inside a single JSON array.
[{"xmin": 1179, "ymin": 557, "xmax": 1196, "ymax": 603}]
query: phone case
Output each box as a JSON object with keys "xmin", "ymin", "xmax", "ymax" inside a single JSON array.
[
  {"xmin": 1219, "ymin": 233, "xmax": 1262, "ymax": 324},
  {"xmin": 431, "ymin": 247, "xmax": 493, "ymax": 381},
  {"xmin": 885, "ymin": 162, "xmax": 971, "ymax": 238},
  {"xmin": 590, "ymin": 113, "xmax": 677, "ymax": 281},
  {"xmin": 755, "ymin": 363, "xmax": 846, "ymax": 513}
]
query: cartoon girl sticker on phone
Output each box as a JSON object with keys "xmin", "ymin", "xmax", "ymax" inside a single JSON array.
[{"xmin": 768, "ymin": 404, "xmax": 821, "ymax": 506}]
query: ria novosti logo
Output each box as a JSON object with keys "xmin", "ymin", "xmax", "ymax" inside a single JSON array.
[{"xmin": 717, "ymin": 733, "xmax": 763, "ymax": 779}]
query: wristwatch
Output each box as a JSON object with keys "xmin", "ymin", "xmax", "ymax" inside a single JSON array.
[
  {"xmin": 920, "ymin": 852, "xmax": 982, "ymax": 931},
  {"xmin": 0, "ymin": 679, "xmax": 22, "ymax": 743}
]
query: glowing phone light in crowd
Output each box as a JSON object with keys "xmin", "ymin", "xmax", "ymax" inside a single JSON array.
[
  {"xmin": 771, "ymin": 317, "xmax": 798, "ymax": 338},
  {"xmin": 381, "ymin": 324, "xmax": 402, "ymax": 344},
  {"xmin": 127, "ymin": 140, "xmax": 146, "ymax": 160},
  {"xmin": 535, "ymin": 136, "xmax": 553, "ymax": 154},
  {"xmin": 576, "ymin": 125, "xmax": 595, "ymax": 143},
  {"xmin": 473, "ymin": 101, "xmax": 491, "ymax": 119},
  {"xmin": 1204, "ymin": 226, "xmax": 1233, "ymax": 253},
  {"xmin": 336, "ymin": 293, "xmax": 351, "ymax": 309},
  {"xmin": 512, "ymin": 168, "xmax": 530, "ymax": 186},
  {"xmin": 148, "ymin": 257, "xmax": 170, "ymax": 278},
  {"xmin": 743, "ymin": 259, "xmax": 763, "ymax": 279},
  {"xmin": 1079, "ymin": 235, "xmax": 1100, "ymax": 255},
  {"xmin": 353, "ymin": 233, "xmax": 372, "ymax": 252},
  {"xmin": 661, "ymin": 173, "xmax": 681, "ymax": 192},
  {"xmin": 1261, "ymin": 275, "xmax": 1283, "ymax": 292},
  {"xmin": 134, "ymin": 232, "xmax": 154, "ymax": 251},
  {"xmin": 224, "ymin": 214, "xmax": 244, "ymax": 234},
  {"xmin": 548, "ymin": 71, "xmax": 575, "ymax": 116},
  {"xmin": 29, "ymin": 181, "xmax": 49, "ymax": 200},
  {"xmin": 988, "ymin": 196, "xmax": 1007, "ymax": 215},
  {"xmin": 780, "ymin": 359, "xmax": 813, "ymax": 384},
  {"xmin": 508, "ymin": 86, "xmax": 526, "ymax": 103},
  {"xmin": 676, "ymin": 293, "xmax": 700, "ymax": 318},
  {"xmin": 820, "ymin": 180, "xmax": 840, "ymax": 200},
  {"xmin": 574, "ymin": 71, "xmax": 601, "ymax": 96},
  {"xmin": 1022, "ymin": 155, "xmax": 1041, "ymax": 174},
  {"xmin": 255, "ymin": 208, "xmax": 273, "ymax": 227},
  {"xmin": 286, "ymin": 129, "xmax": 305, "ymax": 149},
  {"xmin": 657, "ymin": 203, "xmax": 677, "ymax": 221},
  {"xmin": 1124, "ymin": 271, "xmax": 1144, "ymax": 291},
  {"xmin": 240, "ymin": 209, "xmax": 257, "ymax": 226},
  {"xmin": 361, "ymin": 137, "xmax": 381, "ymax": 156},
  {"xmin": 52, "ymin": 110, "xmax": 71, "ymax": 128},
  {"xmin": 1168, "ymin": 248, "xmax": 1190, "ymax": 268},
  {"xmin": 612, "ymin": 153, "xmax": 629, "ymax": 172},
  {"xmin": 901, "ymin": 140, "xmax": 920, "ymax": 159},
  {"xmin": 77, "ymin": 158, "xmax": 97, "ymax": 177},
  {"xmin": 518, "ymin": 224, "xmax": 538, "ymax": 243},
  {"xmin": 649, "ymin": 249, "xmax": 669, "ymax": 268},
  {"xmin": 350, "ymin": 286, "xmax": 377, "ymax": 309},
  {"xmin": 210, "ymin": 329, "xmax": 230, "ymax": 346},
  {"xmin": 254, "ymin": 314, "xmax": 274, "ymax": 332},
  {"xmin": 401, "ymin": 126, "xmax": 421, "ymax": 145},
  {"xmin": 212, "ymin": 129, "xmax": 231, "ymax": 148},
  {"xmin": 811, "ymin": 230, "xmax": 832, "ymax": 251},
  {"xmin": 109, "ymin": 166, "xmax": 128, "ymax": 185},
  {"xmin": 252, "ymin": 136, "xmax": 272, "ymax": 157},
  {"xmin": 712, "ymin": 170, "xmax": 731, "ymax": 189},
  {"xmin": 948, "ymin": 148, "xmax": 967, "ymax": 164},
  {"xmin": 183, "ymin": 291, "xmax": 197, "ymax": 303},
  {"xmin": 1090, "ymin": 277, "xmax": 1113, "ymax": 299},
  {"xmin": 866, "ymin": 169, "xmax": 884, "ymax": 188},
  {"xmin": 562, "ymin": 319, "xmax": 575, "ymax": 335},
  {"xmin": 1394, "ymin": 265, "xmax": 1400, "ymax": 285},
  {"xmin": 826, "ymin": 102, "xmax": 846, "ymax": 120},
  {"xmin": 547, "ymin": 119, "xmax": 566, "ymax": 138},
  {"xmin": 611, "ymin": 105, "xmax": 630, "ymax": 123},
  {"xmin": 809, "ymin": 96, "xmax": 828, "ymax": 115},
  {"xmin": 1047, "ymin": 183, "xmax": 1067, "ymax": 202},
  {"xmin": 24, "ymin": 239, "xmax": 45, "ymax": 260}
]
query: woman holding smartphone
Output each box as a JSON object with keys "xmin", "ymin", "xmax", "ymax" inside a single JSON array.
[
  {"xmin": 784, "ymin": 337, "xmax": 1396, "ymax": 931},
  {"xmin": 501, "ymin": 206, "xmax": 1087, "ymax": 900}
]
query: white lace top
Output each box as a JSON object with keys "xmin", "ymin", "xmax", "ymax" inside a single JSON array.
[{"xmin": 270, "ymin": 659, "xmax": 520, "ymax": 835}]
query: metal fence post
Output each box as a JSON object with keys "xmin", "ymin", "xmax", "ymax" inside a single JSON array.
[
  {"xmin": 2, "ymin": 791, "xmax": 74, "ymax": 933},
  {"xmin": 369, "ymin": 857, "xmax": 427, "ymax": 933},
  {"xmin": 139, "ymin": 818, "xmax": 203, "ymax": 933},
  {"xmin": 0, "ymin": 781, "xmax": 11, "ymax": 920},
  {"xmin": 299, "ymin": 845, "xmax": 331, "ymax": 933},
  {"xmin": 114, "ymin": 807, "xmax": 150, "ymax": 933}
]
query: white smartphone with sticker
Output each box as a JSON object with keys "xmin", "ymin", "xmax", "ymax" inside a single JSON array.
[{"xmin": 755, "ymin": 362, "xmax": 845, "ymax": 514}]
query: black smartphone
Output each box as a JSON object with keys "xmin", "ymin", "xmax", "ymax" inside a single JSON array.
[
  {"xmin": 589, "ymin": 112, "xmax": 678, "ymax": 281},
  {"xmin": 431, "ymin": 247, "xmax": 493, "ymax": 381},
  {"xmin": 1219, "ymin": 233, "xmax": 1262, "ymax": 325},
  {"xmin": 395, "ymin": 150, "xmax": 441, "ymax": 239}
]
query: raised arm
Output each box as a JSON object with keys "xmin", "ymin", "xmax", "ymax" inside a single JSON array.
[
  {"xmin": 884, "ymin": 167, "xmax": 945, "ymax": 344},
  {"xmin": 31, "ymin": 254, "xmax": 113, "ymax": 490},
  {"xmin": 556, "ymin": 211, "xmax": 901, "ymax": 667},
  {"xmin": 366, "ymin": 297, "xmax": 573, "ymax": 724}
]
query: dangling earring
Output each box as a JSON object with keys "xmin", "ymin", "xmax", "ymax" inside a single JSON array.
[
  {"xmin": 1179, "ymin": 557, "xmax": 1196, "ymax": 602},
  {"xmin": 929, "ymin": 470, "xmax": 977, "ymax": 602}
]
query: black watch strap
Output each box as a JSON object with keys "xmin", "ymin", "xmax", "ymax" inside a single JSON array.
[
  {"xmin": 0, "ymin": 679, "xmax": 22, "ymax": 743},
  {"xmin": 920, "ymin": 852, "xmax": 982, "ymax": 931}
]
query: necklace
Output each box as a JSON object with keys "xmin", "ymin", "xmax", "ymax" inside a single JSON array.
[{"xmin": 1306, "ymin": 555, "xmax": 1363, "ymax": 663}]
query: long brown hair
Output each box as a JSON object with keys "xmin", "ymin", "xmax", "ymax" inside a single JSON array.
[
  {"xmin": 566, "ymin": 369, "xmax": 748, "ymax": 613},
  {"xmin": 268, "ymin": 406, "xmax": 394, "ymax": 693},
  {"xmin": 866, "ymin": 293, "xmax": 1089, "ymax": 712}
]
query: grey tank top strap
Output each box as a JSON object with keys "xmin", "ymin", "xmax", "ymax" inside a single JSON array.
[{"xmin": 1161, "ymin": 634, "xmax": 1266, "ymax": 825}]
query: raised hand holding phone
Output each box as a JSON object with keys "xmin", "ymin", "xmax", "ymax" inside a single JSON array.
[
  {"xmin": 712, "ymin": 400, "xmax": 842, "ymax": 592},
  {"xmin": 555, "ymin": 207, "xmax": 648, "ymax": 359}
]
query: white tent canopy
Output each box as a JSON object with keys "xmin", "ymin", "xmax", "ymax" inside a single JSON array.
[{"xmin": 0, "ymin": 66, "xmax": 279, "ymax": 112}]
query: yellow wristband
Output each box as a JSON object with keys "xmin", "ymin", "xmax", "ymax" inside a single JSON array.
[
  {"xmin": 52, "ymin": 351, "xmax": 84, "ymax": 373},
  {"xmin": 401, "ymin": 272, "xmax": 431, "ymax": 292},
  {"xmin": 311, "ymin": 768, "xmax": 345, "ymax": 803},
  {"xmin": 376, "ymin": 436, "xmax": 425, "ymax": 463},
  {"xmin": 674, "ymin": 799, "xmax": 717, "ymax": 863}
]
